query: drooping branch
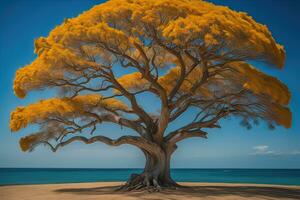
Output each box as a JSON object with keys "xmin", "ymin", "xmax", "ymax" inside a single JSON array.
[{"xmin": 42, "ymin": 135, "xmax": 160, "ymax": 155}]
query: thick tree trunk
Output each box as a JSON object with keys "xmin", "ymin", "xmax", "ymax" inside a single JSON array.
[{"xmin": 118, "ymin": 144, "xmax": 178, "ymax": 191}]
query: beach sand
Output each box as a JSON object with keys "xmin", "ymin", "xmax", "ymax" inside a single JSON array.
[{"xmin": 1, "ymin": 182, "xmax": 300, "ymax": 200}]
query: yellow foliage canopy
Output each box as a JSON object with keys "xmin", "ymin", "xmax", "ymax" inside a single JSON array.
[
  {"xmin": 10, "ymin": 94, "xmax": 129, "ymax": 132},
  {"xmin": 13, "ymin": 0, "xmax": 285, "ymax": 98},
  {"xmin": 11, "ymin": 0, "xmax": 291, "ymax": 152}
]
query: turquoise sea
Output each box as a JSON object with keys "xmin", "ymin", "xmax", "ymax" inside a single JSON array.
[{"xmin": 1, "ymin": 168, "xmax": 300, "ymax": 186}]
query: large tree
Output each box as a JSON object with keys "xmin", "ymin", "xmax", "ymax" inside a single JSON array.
[{"xmin": 11, "ymin": 0, "xmax": 291, "ymax": 191}]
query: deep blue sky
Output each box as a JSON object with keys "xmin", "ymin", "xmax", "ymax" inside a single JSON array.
[{"xmin": 0, "ymin": 0, "xmax": 299, "ymax": 168}]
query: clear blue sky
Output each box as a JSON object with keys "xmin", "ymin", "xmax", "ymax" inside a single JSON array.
[{"xmin": 0, "ymin": 0, "xmax": 299, "ymax": 169}]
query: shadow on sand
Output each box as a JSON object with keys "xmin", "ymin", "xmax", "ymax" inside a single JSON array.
[{"xmin": 54, "ymin": 184, "xmax": 300, "ymax": 200}]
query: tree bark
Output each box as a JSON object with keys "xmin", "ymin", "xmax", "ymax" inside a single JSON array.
[{"xmin": 119, "ymin": 143, "xmax": 178, "ymax": 191}]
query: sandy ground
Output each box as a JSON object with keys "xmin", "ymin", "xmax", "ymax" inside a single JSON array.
[{"xmin": 1, "ymin": 182, "xmax": 300, "ymax": 200}]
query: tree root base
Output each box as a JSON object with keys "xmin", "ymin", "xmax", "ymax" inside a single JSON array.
[{"xmin": 116, "ymin": 173, "xmax": 180, "ymax": 192}]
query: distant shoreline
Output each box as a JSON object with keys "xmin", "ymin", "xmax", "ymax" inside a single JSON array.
[{"xmin": 1, "ymin": 182, "xmax": 300, "ymax": 200}]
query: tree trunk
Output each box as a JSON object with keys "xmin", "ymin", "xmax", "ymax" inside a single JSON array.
[{"xmin": 118, "ymin": 143, "xmax": 178, "ymax": 191}]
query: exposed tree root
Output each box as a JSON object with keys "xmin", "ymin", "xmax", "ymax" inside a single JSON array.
[{"xmin": 116, "ymin": 173, "xmax": 180, "ymax": 192}]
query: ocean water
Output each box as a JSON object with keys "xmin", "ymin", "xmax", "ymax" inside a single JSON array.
[{"xmin": 0, "ymin": 168, "xmax": 300, "ymax": 186}]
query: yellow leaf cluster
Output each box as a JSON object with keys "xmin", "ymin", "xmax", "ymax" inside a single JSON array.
[
  {"xmin": 162, "ymin": 5, "xmax": 284, "ymax": 67},
  {"xmin": 158, "ymin": 67, "xmax": 206, "ymax": 95},
  {"xmin": 19, "ymin": 135, "xmax": 38, "ymax": 152},
  {"xmin": 116, "ymin": 72, "xmax": 149, "ymax": 93},
  {"xmin": 14, "ymin": 43, "xmax": 100, "ymax": 98},
  {"xmin": 225, "ymin": 62, "xmax": 291, "ymax": 128},
  {"xmin": 231, "ymin": 62, "xmax": 290, "ymax": 105},
  {"xmin": 269, "ymin": 104, "xmax": 292, "ymax": 128},
  {"xmin": 10, "ymin": 94, "xmax": 129, "ymax": 132}
]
